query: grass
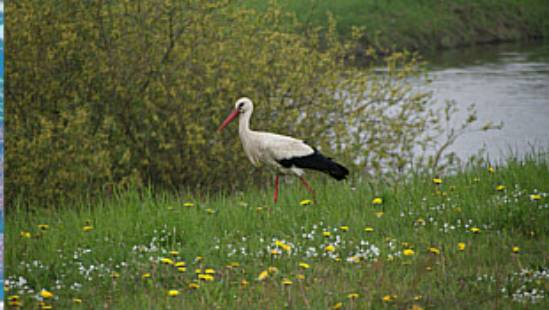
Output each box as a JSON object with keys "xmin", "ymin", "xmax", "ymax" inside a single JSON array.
[
  {"xmin": 243, "ymin": 0, "xmax": 549, "ymax": 51},
  {"xmin": 4, "ymin": 154, "xmax": 549, "ymax": 308}
]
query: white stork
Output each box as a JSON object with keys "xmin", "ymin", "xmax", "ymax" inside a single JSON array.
[{"xmin": 218, "ymin": 97, "xmax": 349, "ymax": 203}]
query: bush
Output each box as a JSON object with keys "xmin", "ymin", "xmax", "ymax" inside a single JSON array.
[{"xmin": 6, "ymin": 0, "xmax": 486, "ymax": 208}]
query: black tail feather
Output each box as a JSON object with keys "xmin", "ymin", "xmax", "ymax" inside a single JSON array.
[{"xmin": 277, "ymin": 150, "xmax": 349, "ymax": 180}]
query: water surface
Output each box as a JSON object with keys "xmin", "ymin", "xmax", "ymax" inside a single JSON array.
[{"xmin": 424, "ymin": 41, "xmax": 549, "ymax": 163}]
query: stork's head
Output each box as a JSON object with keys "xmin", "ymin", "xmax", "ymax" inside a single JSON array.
[
  {"xmin": 235, "ymin": 97, "xmax": 253, "ymax": 114},
  {"xmin": 218, "ymin": 97, "xmax": 254, "ymax": 132}
]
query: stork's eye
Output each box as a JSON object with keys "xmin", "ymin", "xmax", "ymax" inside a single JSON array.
[{"xmin": 238, "ymin": 102, "xmax": 245, "ymax": 110}]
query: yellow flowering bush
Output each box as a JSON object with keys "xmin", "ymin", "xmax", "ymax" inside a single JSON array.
[{"xmin": 6, "ymin": 0, "xmax": 487, "ymax": 207}]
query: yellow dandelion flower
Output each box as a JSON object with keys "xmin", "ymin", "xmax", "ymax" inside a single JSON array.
[
  {"xmin": 177, "ymin": 267, "xmax": 187, "ymax": 272},
  {"xmin": 332, "ymin": 302, "xmax": 343, "ymax": 309},
  {"xmin": 432, "ymin": 178, "xmax": 442, "ymax": 185},
  {"xmin": 160, "ymin": 258, "xmax": 174, "ymax": 265},
  {"xmin": 339, "ymin": 225, "xmax": 349, "ymax": 232},
  {"xmin": 411, "ymin": 304, "xmax": 424, "ymax": 310},
  {"xmin": 271, "ymin": 248, "xmax": 282, "ymax": 255},
  {"xmin": 198, "ymin": 274, "xmax": 214, "ymax": 281},
  {"xmin": 169, "ymin": 250, "xmax": 179, "ymax": 256},
  {"xmin": 347, "ymin": 293, "xmax": 359, "ymax": 300},
  {"xmin": 183, "ymin": 202, "xmax": 194, "ymax": 208},
  {"xmin": 268, "ymin": 266, "xmax": 279, "ymax": 274},
  {"xmin": 322, "ymin": 231, "xmax": 332, "ymax": 237},
  {"xmin": 530, "ymin": 194, "xmax": 542, "ymax": 201},
  {"xmin": 195, "ymin": 268, "xmax": 202, "ymax": 274},
  {"xmin": 83, "ymin": 225, "xmax": 94, "ymax": 232},
  {"xmin": 73, "ymin": 298, "xmax": 83, "ymax": 304},
  {"xmin": 325, "ymin": 244, "xmax": 336, "ymax": 252},
  {"xmin": 240, "ymin": 279, "xmax": 249, "ymax": 287},
  {"xmin": 40, "ymin": 289, "xmax": 54, "ymax": 299},
  {"xmin": 282, "ymin": 278, "xmax": 293, "ymax": 286},
  {"xmin": 496, "ymin": 185, "xmax": 505, "ymax": 191},
  {"xmin": 300, "ymin": 199, "xmax": 313, "ymax": 206},
  {"xmin": 458, "ymin": 242, "xmax": 466, "ymax": 251},
  {"xmin": 8, "ymin": 295, "xmax": 21, "ymax": 307},
  {"xmin": 488, "ymin": 166, "xmax": 495, "ymax": 173},
  {"xmin": 227, "ymin": 261, "xmax": 240, "ymax": 268},
  {"xmin": 142, "ymin": 273, "xmax": 151, "ymax": 279},
  {"xmin": 38, "ymin": 224, "xmax": 49, "ymax": 231},
  {"xmin": 403, "ymin": 249, "xmax": 415, "ymax": 256},
  {"xmin": 382, "ymin": 295, "xmax": 394, "ymax": 302},
  {"xmin": 167, "ymin": 289, "xmax": 180, "ymax": 297},
  {"xmin": 275, "ymin": 240, "xmax": 292, "ymax": 252},
  {"xmin": 206, "ymin": 208, "xmax": 215, "ymax": 214},
  {"xmin": 375, "ymin": 211, "xmax": 384, "ymax": 218},
  {"xmin": 364, "ymin": 226, "xmax": 374, "ymax": 233},
  {"xmin": 20, "ymin": 231, "xmax": 31, "ymax": 238},
  {"xmin": 174, "ymin": 261, "xmax": 186, "ymax": 268},
  {"xmin": 296, "ymin": 274, "xmax": 305, "ymax": 280},
  {"xmin": 299, "ymin": 262, "xmax": 311, "ymax": 269},
  {"xmin": 428, "ymin": 247, "xmax": 440, "ymax": 255},
  {"xmin": 188, "ymin": 282, "xmax": 200, "ymax": 289},
  {"xmin": 512, "ymin": 246, "xmax": 520, "ymax": 253},
  {"xmin": 194, "ymin": 256, "xmax": 204, "ymax": 262},
  {"xmin": 470, "ymin": 227, "xmax": 481, "ymax": 234},
  {"xmin": 258, "ymin": 270, "xmax": 269, "ymax": 281},
  {"xmin": 372, "ymin": 197, "xmax": 383, "ymax": 205},
  {"xmin": 205, "ymin": 268, "xmax": 215, "ymax": 274}
]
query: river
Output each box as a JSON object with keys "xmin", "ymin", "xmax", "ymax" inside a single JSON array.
[{"xmin": 423, "ymin": 40, "xmax": 549, "ymax": 163}]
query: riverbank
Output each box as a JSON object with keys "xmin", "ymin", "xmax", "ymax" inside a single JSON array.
[
  {"xmin": 5, "ymin": 154, "xmax": 548, "ymax": 308},
  {"xmin": 244, "ymin": 0, "xmax": 549, "ymax": 51}
]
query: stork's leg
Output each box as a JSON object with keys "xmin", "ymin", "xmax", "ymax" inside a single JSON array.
[
  {"xmin": 299, "ymin": 176, "xmax": 316, "ymax": 200},
  {"xmin": 274, "ymin": 175, "xmax": 280, "ymax": 204}
]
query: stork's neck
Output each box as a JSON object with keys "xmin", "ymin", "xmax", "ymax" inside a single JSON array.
[{"xmin": 238, "ymin": 110, "xmax": 253, "ymax": 136}]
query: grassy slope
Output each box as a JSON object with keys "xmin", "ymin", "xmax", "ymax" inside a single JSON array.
[
  {"xmin": 5, "ymin": 155, "xmax": 549, "ymax": 308},
  {"xmin": 243, "ymin": 0, "xmax": 549, "ymax": 51}
]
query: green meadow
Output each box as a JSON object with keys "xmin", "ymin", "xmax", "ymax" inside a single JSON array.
[{"xmin": 5, "ymin": 154, "xmax": 548, "ymax": 308}]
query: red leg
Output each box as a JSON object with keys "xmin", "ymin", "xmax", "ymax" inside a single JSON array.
[
  {"xmin": 299, "ymin": 176, "xmax": 316, "ymax": 200},
  {"xmin": 274, "ymin": 175, "xmax": 279, "ymax": 204}
]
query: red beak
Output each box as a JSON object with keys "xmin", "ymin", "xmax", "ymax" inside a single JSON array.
[{"xmin": 218, "ymin": 109, "xmax": 239, "ymax": 132}]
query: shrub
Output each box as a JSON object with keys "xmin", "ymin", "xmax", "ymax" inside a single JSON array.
[{"xmin": 5, "ymin": 0, "xmax": 488, "ymax": 208}]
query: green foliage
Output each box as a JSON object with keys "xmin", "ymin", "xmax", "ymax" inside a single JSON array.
[
  {"xmin": 5, "ymin": 155, "xmax": 549, "ymax": 308},
  {"xmin": 6, "ymin": 0, "xmax": 489, "ymax": 207},
  {"xmin": 244, "ymin": 0, "xmax": 549, "ymax": 51}
]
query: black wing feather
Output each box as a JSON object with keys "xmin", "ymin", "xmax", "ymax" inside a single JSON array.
[{"xmin": 277, "ymin": 148, "xmax": 349, "ymax": 180}]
